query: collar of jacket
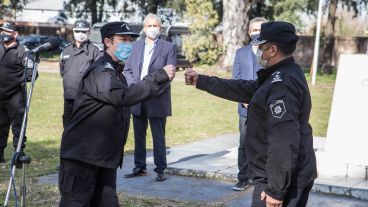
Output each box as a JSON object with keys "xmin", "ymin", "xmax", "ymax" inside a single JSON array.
[
  {"xmin": 102, "ymin": 51, "xmax": 124, "ymax": 72},
  {"xmin": 3, "ymin": 40, "xmax": 19, "ymax": 50},
  {"xmin": 256, "ymin": 56, "xmax": 294, "ymax": 85},
  {"xmin": 73, "ymin": 40, "xmax": 90, "ymax": 55}
]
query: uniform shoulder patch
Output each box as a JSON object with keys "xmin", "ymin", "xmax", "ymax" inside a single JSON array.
[
  {"xmin": 104, "ymin": 62, "xmax": 115, "ymax": 70},
  {"xmin": 270, "ymin": 100, "xmax": 286, "ymax": 118},
  {"xmin": 271, "ymin": 71, "xmax": 283, "ymax": 84},
  {"xmin": 92, "ymin": 43, "xmax": 103, "ymax": 51}
]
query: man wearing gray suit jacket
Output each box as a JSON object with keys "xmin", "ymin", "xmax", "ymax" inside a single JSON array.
[
  {"xmin": 124, "ymin": 14, "xmax": 176, "ymax": 181},
  {"xmin": 232, "ymin": 17, "xmax": 267, "ymax": 191}
]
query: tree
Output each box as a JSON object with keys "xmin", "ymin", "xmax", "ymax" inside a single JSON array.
[
  {"xmin": 321, "ymin": 0, "xmax": 337, "ymax": 73},
  {"xmin": 221, "ymin": 0, "xmax": 260, "ymax": 68},
  {"xmin": 0, "ymin": 0, "xmax": 29, "ymax": 19},
  {"xmin": 251, "ymin": 0, "xmax": 318, "ymax": 28},
  {"xmin": 182, "ymin": 0, "xmax": 221, "ymax": 65},
  {"xmin": 321, "ymin": 0, "xmax": 368, "ymax": 73},
  {"xmin": 122, "ymin": 0, "xmax": 167, "ymax": 17},
  {"xmin": 64, "ymin": 0, "xmax": 118, "ymax": 25}
]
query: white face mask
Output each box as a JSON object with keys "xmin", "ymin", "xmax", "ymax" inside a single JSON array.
[
  {"xmin": 256, "ymin": 48, "xmax": 268, "ymax": 68},
  {"xmin": 145, "ymin": 27, "xmax": 160, "ymax": 40},
  {"xmin": 73, "ymin": 31, "xmax": 89, "ymax": 43}
]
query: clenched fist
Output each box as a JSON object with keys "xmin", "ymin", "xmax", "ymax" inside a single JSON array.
[
  {"xmin": 163, "ymin": 65, "xmax": 176, "ymax": 81},
  {"xmin": 184, "ymin": 68, "xmax": 199, "ymax": 86}
]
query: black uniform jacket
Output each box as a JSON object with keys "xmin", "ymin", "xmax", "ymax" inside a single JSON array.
[
  {"xmin": 60, "ymin": 40, "xmax": 102, "ymax": 99},
  {"xmin": 196, "ymin": 57, "xmax": 317, "ymax": 201},
  {"xmin": 60, "ymin": 52, "xmax": 169, "ymax": 169},
  {"xmin": 0, "ymin": 41, "xmax": 34, "ymax": 100}
]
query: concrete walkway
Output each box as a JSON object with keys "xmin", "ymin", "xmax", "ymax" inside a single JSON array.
[{"xmin": 38, "ymin": 135, "xmax": 368, "ymax": 206}]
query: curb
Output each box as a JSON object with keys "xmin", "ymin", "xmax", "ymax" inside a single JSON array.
[
  {"xmin": 167, "ymin": 167, "xmax": 368, "ymax": 201},
  {"xmin": 312, "ymin": 183, "xmax": 368, "ymax": 201},
  {"xmin": 166, "ymin": 167, "xmax": 238, "ymax": 182}
]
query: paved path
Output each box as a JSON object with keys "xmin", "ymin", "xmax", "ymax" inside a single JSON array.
[{"xmin": 38, "ymin": 135, "xmax": 368, "ymax": 206}]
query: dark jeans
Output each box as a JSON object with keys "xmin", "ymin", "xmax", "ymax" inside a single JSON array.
[
  {"xmin": 251, "ymin": 180, "xmax": 314, "ymax": 207},
  {"xmin": 63, "ymin": 99, "xmax": 74, "ymax": 129},
  {"xmin": 0, "ymin": 88, "xmax": 26, "ymax": 151},
  {"xmin": 133, "ymin": 114, "xmax": 167, "ymax": 174},
  {"xmin": 59, "ymin": 159, "xmax": 119, "ymax": 207},
  {"xmin": 238, "ymin": 116, "xmax": 249, "ymax": 183}
]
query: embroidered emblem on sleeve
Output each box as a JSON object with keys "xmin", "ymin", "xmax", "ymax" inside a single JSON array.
[
  {"xmin": 271, "ymin": 71, "xmax": 282, "ymax": 84},
  {"xmin": 270, "ymin": 100, "xmax": 286, "ymax": 118},
  {"xmin": 25, "ymin": 57, "xmax": 34, "ymax": 68}
]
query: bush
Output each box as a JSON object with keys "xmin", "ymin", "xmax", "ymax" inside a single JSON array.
[{"xmin": 182, "ymin": 0, "xmax": 222, "ymax": 65}]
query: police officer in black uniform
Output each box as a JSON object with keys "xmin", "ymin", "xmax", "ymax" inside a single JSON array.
[
  {"xmin": 58, "ymin": 21, "xmax": 175, "ymax": 206},
  {"xmin": 185, "ymin": 21, "xmax": 317, "ymax": 207},
  {"xmin": 60, "ymin": 20, "xmax": 102, "ymax": 128},
  {"xmin": 0, "ymin": 21, "xmax": 34, "ymax": 163}
]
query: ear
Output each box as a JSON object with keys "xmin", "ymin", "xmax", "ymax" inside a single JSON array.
[
  {"xmin": 270, "ymin": 44, "xmax": 278, "ymax": 57},
  {"xmin": 104, "ymin": 37, "xmax": 113, "ymax": 48}
]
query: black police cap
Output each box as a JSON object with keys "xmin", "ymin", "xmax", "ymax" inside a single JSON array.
[
  {"xmin": 100, "ymin": 21, "xmax": 139, "ymax": 41},
  {"xmin": 73, "ymin": 20, "xmax": 90, "ymax": 31},
  {"xmin": 0, "ymin": 21, "xmax": 17, "ymax": 32},
  {"xmin": 251, "ymin": 21, "xmax": 299, "ymax": 45}
]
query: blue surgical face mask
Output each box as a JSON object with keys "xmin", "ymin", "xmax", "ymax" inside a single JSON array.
[{"xmin": 114, "ymin": 42, "xmax": 132, "ymax": 63}]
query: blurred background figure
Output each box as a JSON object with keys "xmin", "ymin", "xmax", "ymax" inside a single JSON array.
[{"xmin": 59, "ymin": 20, "xmax": 102, "ymax": 128}]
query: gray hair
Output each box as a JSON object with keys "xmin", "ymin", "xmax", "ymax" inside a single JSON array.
[
  {"xmin": 249, "ymin": 17, "xmax": 267, "ymax": 26},
  {"xmin": 143, "ymin": 13, "xmax": 162, "ymax": 27}
]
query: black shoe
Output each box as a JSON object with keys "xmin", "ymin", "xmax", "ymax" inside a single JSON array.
[
  {"xmin": 124, "ymin": 168, "xmax": 147, "ymax": 178},
  {"xmin": 155, "ymin": 173, "xmax": 166, "ymax": 182},
  {"xmin": 233, "ymin": 181, "xmax": 249, "ymax": 191},
  {"xmin": 0, "ymin": 149, "xmax": 5, "ymax": 163}
]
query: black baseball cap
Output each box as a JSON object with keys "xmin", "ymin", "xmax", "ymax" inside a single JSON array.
[
  {"xmin": 0, "ymin": 21, "xmax": 17, "ymax": 32},
  {"xmin": 251, "ymin": 21, "xmax": 299, "ymax": 45},
  {"xmin": 100, "ymin": 21, "xmax": 139, "ymax": 41},
  {"xmin": 73, "ymin": 20, "xmax": 90, "ymax": 31}
]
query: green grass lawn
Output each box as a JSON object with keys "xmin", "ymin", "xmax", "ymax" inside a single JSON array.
[{"xmin": 0, "ymin": 70, "xmax": 335, "ymax": 206}]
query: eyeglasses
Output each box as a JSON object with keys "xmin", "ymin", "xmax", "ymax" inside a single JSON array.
[
  {"xmin": 259, "ymin": 42, "xmax": 275, "ymax": 52},
  {"xmin": 74, "ymin": 31, "xmax": 88, "ymax": 34}
]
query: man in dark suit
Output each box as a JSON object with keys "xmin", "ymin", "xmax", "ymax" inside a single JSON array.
[
  {"xmin": 124, "ymin": 13, "xmax": 176, "ymax": 181},
  {"xmin": 232, "ymin": 17, "xmax": 267, "ymax": 191}
]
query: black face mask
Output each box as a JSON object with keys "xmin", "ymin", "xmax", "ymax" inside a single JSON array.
[{"xmin": 0, "ymin": 34, "xmax": 15, "ymax": 43}]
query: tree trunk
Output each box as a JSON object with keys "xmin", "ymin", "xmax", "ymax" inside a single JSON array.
[
  {"xmin": 221, "ymin": 0, "xmax": 255, "ymax": 69},
  {"xmin": 89, "ymin": 0, "xmax": 98, "ymax": 25},
  {"xmin": 98, "ymin": 0, "xmax": 105, "ymax": 22},
  {"xmin": 321, "ymin": 0, "xmax": 337, "ymax": 74},
  {"xmin": 146, "ymin": 0, "xmax": 160, "ymax": 14}
]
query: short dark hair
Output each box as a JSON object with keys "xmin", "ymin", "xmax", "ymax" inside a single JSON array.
[{"xmin": 274, "ymin": 41, "xmax": 297, "ymax": 55}]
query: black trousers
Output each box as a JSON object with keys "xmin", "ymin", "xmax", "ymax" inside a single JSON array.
[
  {"xmin": 0, "ymin": 88, "xmax": 26, "ymax": 150},
  {"xmin": 238, "ymin": 116, "xmax": 249, "ymax": 183},
  {"xmin": 133, "ymin": 113, "xmax": 167, "ymax": 174},
  {"xmin": 58, "ymin": 158, "xmax": 119, "ymax": 207},
  {"xmin": 63, "ymin": 99, "xmax": 74, "ymax": 128},
  {"xmin": 251, "ymin": 180, "xmax": 314, "ymax": 207}
]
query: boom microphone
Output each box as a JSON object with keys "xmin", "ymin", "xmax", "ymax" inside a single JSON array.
[{"xmin": 32, "ymin": 37, "xmax": 60, "ymax": 53}]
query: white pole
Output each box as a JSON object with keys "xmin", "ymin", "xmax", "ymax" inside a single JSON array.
[{"xmin": 311, "ymin": 0, "xmax": 324, "ymax": 85}]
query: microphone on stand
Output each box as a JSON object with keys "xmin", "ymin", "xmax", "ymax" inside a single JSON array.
[{"xmin": 31, "ymin": 37, "xmax": 60, "ymax": 53}]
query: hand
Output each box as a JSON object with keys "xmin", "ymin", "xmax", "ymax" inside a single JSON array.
[
  {"xmin": 261, "ymin": 191, "xmax": 283, "ymax": 207},
  {"xmin": 184, "ymin": 68, "xmax": 199, "ymax": 86},
  {"xmin": 163, "ymin": 64, "xmax": 176, "ymax": 81}
]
